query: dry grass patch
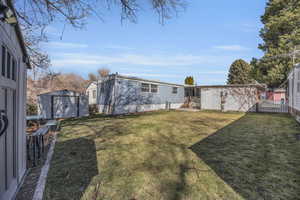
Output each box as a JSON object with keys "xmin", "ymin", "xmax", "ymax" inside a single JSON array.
[{"xmin": 43, "ymin": 111, "xmax": 300, "ymax": 200}]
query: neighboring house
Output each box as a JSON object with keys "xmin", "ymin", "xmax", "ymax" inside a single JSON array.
[
  {"xmin": 96, "ymin": 74, "xmax": 185, "ymax": 115},
  {"xmin": 187, "ymin": 85, "xmax": 265, "ymax": 112},
  {"xmin": 38, "ymin": 90, "xmax": 89, "ymax": 119},
  {"xmin": 265, "ymin": 88, "xmax": 286, "ymax": 104},
  {"xmin": 86, "ymin": 81, "xmax": 98, "ymax": 105},
  {"xmin": 0, "ymin": 0, "xmax": 31, "ymax": 199},
  {"xmin": 288, "ymin": 63, "xmax": 300, "ymax": 118}
]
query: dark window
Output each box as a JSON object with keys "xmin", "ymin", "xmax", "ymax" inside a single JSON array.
[
  {"xmin": 1, "ymin": 46, "xmax": 6, "ymax": 76},
  {"xmin": 151, "ymin": 84, "xmax": 158, "ymax": 93},
  {"xmin": 7, "ymin": 51, "xmax": 11, "ymax": 79},
  {"xmin": 12, "ymin": 59, "xmax": 16, "ymax": 81},
  {"xmin": 196, "ymin": 88, "xmax": 201, "ymax": 97},
  {"xmin": 297, "ymin": 82, "xmax": 300, "ymax": 93},
  {"xmin": 141, "ymin": 83, "xmax": 150, "ymax": 92},
  {"xmin": 172, "ymin": 87, "xmax": 178, "ymax": 94},
  {"xmin": 93, "ymin": 90, "xmax": 96, "ymax": 98}
]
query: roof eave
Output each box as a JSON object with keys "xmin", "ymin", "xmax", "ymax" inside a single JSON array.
[{"xmin": 6, "ymin": 0, "xmax": 31, "ymax": 69}]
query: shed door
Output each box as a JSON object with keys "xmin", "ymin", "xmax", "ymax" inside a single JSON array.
[
  {"xmin": 53, "ymin": 96, "xmax": 78, "ymax": 118},
  {"xmin": 0, "ymin": 86, "xmax": 17, "ymax": 200},
  {"xmin": 201, "ymin": 89, "xmax": 221, "ymax": 110}
]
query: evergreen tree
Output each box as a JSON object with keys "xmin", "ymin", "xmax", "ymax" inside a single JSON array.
[
  {"xmin": 227, "ymin": 59, "xmax": 252, "ymax": 84},
  {"xmin": 185, "ymin": 76, "xmax": 195, "ymax": 85},
  {"xmin": 252, "ymin": 0, "xmax": 300, "ymax": 87}
]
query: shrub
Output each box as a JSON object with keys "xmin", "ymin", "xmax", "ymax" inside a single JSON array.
[
  {"xmin": 27, "ymin": 103, "xmax": 38, "ymax": 116},
  {"xmin": 89, "ymin": 104, "xmax": 98, "ymax": 115}
]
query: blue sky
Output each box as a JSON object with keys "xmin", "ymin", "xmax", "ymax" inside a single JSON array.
[{"xmin": 42, "ymin": 0, "xmax": 267, "ymax": 85}]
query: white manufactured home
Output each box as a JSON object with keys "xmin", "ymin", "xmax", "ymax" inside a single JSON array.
[
  {"xmin": 38, "ymin": 90, "xmax": 89, "ymax": 119},
  {"xmin": 288, "ymin": 63, "xmax": 300, "ymax": 119},
  {"xmin": 86, "ymin": 81, "xmax": 98, "ymax": 105},
  {"xmin": 96, "ymin": 74, "xmax": 185, "ymax": 115},
  {"xmin": 0, "ymin": 0, "xmax": 30, "ymax": 199}
]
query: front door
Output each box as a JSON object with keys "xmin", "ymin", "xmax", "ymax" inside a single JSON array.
[{"xmin": 0, "ymin": 59, "xmax": 18, "ymax": 199}]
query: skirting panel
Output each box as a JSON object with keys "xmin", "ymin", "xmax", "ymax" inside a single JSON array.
[{"xmin": 98, "ymin": 103, "xmax": 183, "ymax": 115}]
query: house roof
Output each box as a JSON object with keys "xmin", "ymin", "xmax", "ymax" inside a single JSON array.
[
  {"xmin": 38, "ymin": 89, "xmax": 81, "ymax": 96},
  {"xmin": 5, "ymin": 0, "xmax": 31, "ymax": 68},
  {"xmin": 115, "ymin": 74, "xmax": 185, "ymax": 87},
  {"xmin": 85, "ymin": 81, "xmax": 98, "ymax": 89},
  {"xmin": 271, "ymin": 88, "xmax": 286, "ymax": 93}
]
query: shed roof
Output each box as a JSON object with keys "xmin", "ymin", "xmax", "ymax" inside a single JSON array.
[{"xmin": 38, "ymin": 89, "xmax": 82, "ymax": 96}]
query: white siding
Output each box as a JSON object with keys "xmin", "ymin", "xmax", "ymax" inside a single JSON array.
[
  {"xmin": 288, "ymin": 65, "xmax": 300, "ymax": 112},
  {"xmin": 86, "ymin": 82, "xmax": 98, "ymax": 105},
  {"xmin": 201, "ymin": 88, "xmax": 222, "ymax": 110},
  {"xmin": 0, "ymin": 10, "xmax": 28, "ymax": 200},
  {"xmin": 200, "ymin": 87, "xmax": 258, "ymax": 112}
]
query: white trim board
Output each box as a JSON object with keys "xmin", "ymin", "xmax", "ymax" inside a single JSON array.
[{"xmin": 32, "ymin": 134, "xmax": 57, "ymax": 200}]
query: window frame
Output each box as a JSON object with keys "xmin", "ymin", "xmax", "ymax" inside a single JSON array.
[
  {"xmin": 150, "ymin": 84, "xmax": 158, "ymax": 93},
  {"xmin": 141, "ymin": 83, "xmax": 150, "ymax": 93},
  {"xmin": 12, "ymin": 58, "xmax": 16, "ymax": 81},
  {"xmin": 92, "ymin": 90, "xmax": 96, "ymax": 99},
  {"xmin": 7, "ymin": 51, "xmax": 11, "ymax": 79},
  {"xmin": 1, "ymin": 45, "xmax": 6, "ymax": 77},
  {"xmin": 1, "ymin": 44, "xmax": 17, "ymax": 81},
  {"xmin": 172, "ymin": 87, "xmax": 178, "ymax": 94}
]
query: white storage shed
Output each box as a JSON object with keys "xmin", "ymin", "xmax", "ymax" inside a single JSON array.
[
  {"xmin": 198, "ymin": 85, "xmax": 265, "ymax": 112},
  {"xmin": 38, "ymin": 90, "xmax": 89, "ymax": 119},
  {"xmin": 0, "ymin": 0, "xmax": 30, "ymax": 199}
]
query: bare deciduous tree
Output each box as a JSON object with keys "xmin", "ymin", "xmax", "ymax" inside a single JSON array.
[
  {"xmin": 13, "ymin": 0, "xmax": 186, "ymax": 71},
  {"xmin": 88, "ymin": 73, "xmax": 97, "ymax": 82},
  {"xmin": 27, "ymin": 72, "xmax": 88, "ymax": 104},
  {"xmin": 98, "ymin": 68, "xmax": 110, "ymax": 78}
]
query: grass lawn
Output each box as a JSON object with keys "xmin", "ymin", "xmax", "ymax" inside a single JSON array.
[{"xmin": 44, "ymin": 111, "xmax": 300, "ymax": 200}]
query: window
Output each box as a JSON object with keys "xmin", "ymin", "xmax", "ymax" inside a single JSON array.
[
  {"xmin": 172, "ymin": 87, "xmax": 178, "ymax": 94},
  {"xmin": 1, "ymin": 46, "xmax": 6, "ymax": 76},
  {"xmin": 6, "ymin": 52, "xmax": 11, "ymax": 79},
  {"xmin": 141, "ymin": 83, "xmax": 150, "ymax": 92},
  {"xmin": 12, "ymin": 59, "xmax": 16, "ymax": 81},
  {"xmin": 93, "ymin": 90, "xmax": 96, "ymax": 99},
  {"xmin": 1, "ymin": 46, "xmax": 16, "ymax": 81},
  {"xmin": 151, "ymin": 84, "xmax": 158, "ymax": 93},
  {"xmin": 87, "ymin": 91, "xmax": 89, "ymax": 97},
  {"xmin": 297, "ymin": 82, "xmax": 300, "ymax": 93},
  {"xmin": 298, "ymin": 71, "xmax": 300, "ymax": 80}
]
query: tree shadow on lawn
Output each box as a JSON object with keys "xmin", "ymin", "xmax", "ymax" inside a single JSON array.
[
  {"xmin": 43, "ymin": 137, "xmax": 98, "ymax": 200},
  {"xmin": 190, "ymin": 113, "xmax": 300, "ymax": 200}
]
